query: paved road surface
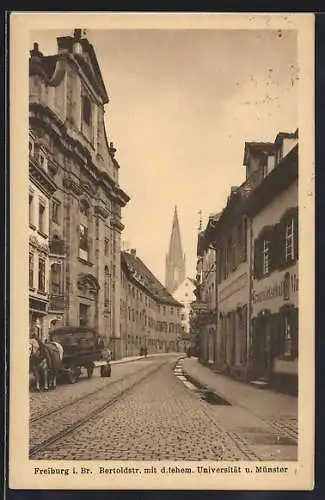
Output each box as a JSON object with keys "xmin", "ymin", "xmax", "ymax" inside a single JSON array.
[{"xmin": 29, "ymin": 355, "xmax": 297, "ymax": 461}]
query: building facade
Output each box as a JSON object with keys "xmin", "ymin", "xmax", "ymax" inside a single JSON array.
[
  {"xmin": 121, "ymin": 250, "xmax": 183, "ymax": 357},
  {"xmin": 194, "ymin": 130, "xmax": 299, "ymax": 394},
  {"xmin": 165, "ymin": 206, "xmax": 186, "ymax": 294},
  {"xmin": 248, "ymin": 141, "xmax": 298, "ymax": 394},
  {"xmin": 29, "ymin": 131, "xmax": 57, "ymax": 336},
  {"xmin": 194, "ymin": 214, "xmax": 219, "ymax": 364},
  {"xmin": 29, "ymin": 30, "xmax": 130, "ymax": 359}
]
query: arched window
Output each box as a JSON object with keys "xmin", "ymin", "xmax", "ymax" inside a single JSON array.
[{"xmin": 79, "ymin": 200, "xmax": 90, "ymax": 261}]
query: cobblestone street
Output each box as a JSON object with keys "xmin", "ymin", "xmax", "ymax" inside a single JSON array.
[{"xmin": 30, "ymin": 355, "xmax": 298, "ymax": 461}]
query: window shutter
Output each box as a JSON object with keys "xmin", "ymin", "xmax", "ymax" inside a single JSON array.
[
  {"xmin": 253, "ymin": 238, "xmax": 262, "ymax": 279},
  {"xmin": 294, "ymin": 208, "xmax": 299, "ymax": 261},
  {"xmin": 269, "ymin": 224, "xmax": 279, "ymax": 272},
  {"xmin": 278, "ymin": 219, "xmax": 286, "ymax": 269}
]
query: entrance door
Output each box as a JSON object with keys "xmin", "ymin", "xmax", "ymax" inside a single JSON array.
[{"xmin": 254, "ymin": 317, "xmax": 272, "ymax": 381}]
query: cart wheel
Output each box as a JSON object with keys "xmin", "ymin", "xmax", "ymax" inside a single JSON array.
[
  {"xmin": 67, "ymin": 370, "xmax": 77, "ymax": 384},
  {"xmin": 100, "ymin": 364, "xmax": 111, "ymax": 378},
  {"xmin": 87, "ymin": 365, "xmax": 94, "ymax": 378}
]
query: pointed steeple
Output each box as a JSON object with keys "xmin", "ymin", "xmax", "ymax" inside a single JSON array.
[
  {"xmin": 168, "ymin": 206, "xmax": 184, "ymax": 258},
  {"xmin": 165, "ymin": 206, "xmax": 186, "ymax": 294}
]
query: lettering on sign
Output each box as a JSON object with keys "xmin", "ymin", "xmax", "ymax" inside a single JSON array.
[{"xmin": 253, "ymin": 272, "xmax": 298, "ymax": 305}]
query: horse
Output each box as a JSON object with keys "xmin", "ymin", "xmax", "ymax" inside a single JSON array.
[{"xmin": 29, "ymin": 337, "xmax": 63, "ymax": 391}]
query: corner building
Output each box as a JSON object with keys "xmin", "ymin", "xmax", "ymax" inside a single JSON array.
[
  {"xmin": 29, "ymin": 30, "xmax": 130, "ymax": 359},
  {"xmin": 248, "ymin": 137, "xmax": 298, "ymax": 394}
]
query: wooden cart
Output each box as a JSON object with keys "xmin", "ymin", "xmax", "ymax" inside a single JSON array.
[{"xmin": 49, "ymin": 327, "xmax": 112, "ymax": 384}]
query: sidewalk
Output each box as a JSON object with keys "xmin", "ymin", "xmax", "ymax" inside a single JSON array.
[
  {"xmin": 182, "ymin": 357, "xmax": 297, "ymax": 420},
  {"xmin": 182, "ymin": 358, "xmax": 298, "ymax": 460}
]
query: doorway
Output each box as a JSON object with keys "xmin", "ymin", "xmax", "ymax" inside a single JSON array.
[{"xmin": 253, "ymin": 313, "xmax": 272, "ymax": 381}]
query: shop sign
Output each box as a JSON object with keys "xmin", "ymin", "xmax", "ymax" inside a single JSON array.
[
  {"xmin": 191, "ymin": 301, "xmax": 209, "ymax": 313},
  {"xmin": 252, "ymin": 271, "xmax": 298, "ymax": 305}
]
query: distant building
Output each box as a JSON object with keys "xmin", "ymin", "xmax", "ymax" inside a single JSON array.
[
  {"xmin": 173, "ymin": 277, "xmax": 196, "ymax": 334},
  {"xmin": 121, "ymin": 249, "xmax": 183, "ymax": 357},
  {"xmin": 165, "ymin": 206, "xmax": 186, "ymax": 294},
  {"xmin": 29, "ymin": 30, "xmax": 130, "ymax": 358},
  {"xmin": 195, "ymin": 214, "xmax": 220, "ymax": 364}
]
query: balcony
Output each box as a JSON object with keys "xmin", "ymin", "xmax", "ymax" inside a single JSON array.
[
  {"xmin": 49, "ymin": 238, "xmax": 65, "ymax": 255},
  {"xmin": 48, "ymin": 294, "xmax": 65, "ymax": 312}
]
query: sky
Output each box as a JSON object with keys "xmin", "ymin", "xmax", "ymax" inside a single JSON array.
[{"xmin": 31, "ymin": 28, "xmax": 298, "ymax": 285}]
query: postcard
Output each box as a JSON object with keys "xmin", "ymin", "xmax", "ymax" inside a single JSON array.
[{"xmin": 9, "ymin": 11, "xmax": 314, "ymax": 490}]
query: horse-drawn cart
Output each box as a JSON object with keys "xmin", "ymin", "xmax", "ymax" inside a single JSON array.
[{"xmin": 49, "ymin": 327, "xmax": 112, "ymax": 384}]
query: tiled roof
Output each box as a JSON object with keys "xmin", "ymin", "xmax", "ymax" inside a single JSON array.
[{"xmin": 121, "ymin": 251, "xmax": 182, "ymax": 307}]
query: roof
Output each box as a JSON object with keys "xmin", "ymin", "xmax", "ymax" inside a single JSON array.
[
  {"xmin": 243, "ymin": 141, "xmax": 276, "ymax": 166},
  {"xmin": 121, "ymin": 251, "xmax": 182, "ymax": 307},
  {"xmin": 274, "ymin": 129, "xmax": 299, "ymax": 145}
]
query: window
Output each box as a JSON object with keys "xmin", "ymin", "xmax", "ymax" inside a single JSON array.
[
  {"xmin": 171, "ymin": 307, "xmax": 174, "ymax": 315},
  {"xmin": 29, "ymin": 252, "xmax": 34, "ymax": 289},
  {"xmin": 38, "ymin": 257, "xmax": 45, "ymax": 292},
  {"xmin": 284, "ymin": 316, "xmax": 293, "ymax": 357},
  {"xmin": 52, "ymin": 200, "xmax": 60, "ymax": 224},
  {"xmin": 79, "ymin": 224, "xmax": 89, "ymax": 260},
  {"xmin": 104, "ymin": 238, "xmax": 109, "ymax": 257},
  {"xmin": 285, "ymin": 219, "xmax": 294, "ymax": 262},
  {"xmin": 79, "ymin": 303, "xmax": 89, "ymax": 327},
  {"xmin": 104, "ymin": 266, "xmax": 109, "ymax": 306},
  {"xmin": 29, "ymin": 192, "xmax": 34, "ymax": 226},
  {"xmin": 50, "ymin": 263, "xmax": 61, "ymax": 294},
  {"xmin": 262, "ymin": 239, "xmax": 270, "ymax": 275},
  {"xmin": 82, "ymin": 95, "xmax": 92, "ymax": 125},
  {"xmin": 38, "ymin": 200, "xmax": 46, "ymax": 234}
]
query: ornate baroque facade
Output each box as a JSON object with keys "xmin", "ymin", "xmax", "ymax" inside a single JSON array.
[{"xmin": 29, "ymin": 30, "xmax": 130, "ymax": 359}]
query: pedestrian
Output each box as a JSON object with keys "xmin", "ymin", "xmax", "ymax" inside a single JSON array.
[{"xmin": 144, "ymin": 346, "xmax": 148, "ymax": 358}]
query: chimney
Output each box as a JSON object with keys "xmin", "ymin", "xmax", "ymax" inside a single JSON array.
[
  {"xmin": 130, "ymin": 249, "xmax": 136, "ymax": 256},
  {"xmin": 72, "ymin": 28, "xmax": 85, "ymax": 54},
  {"xmin": 57, "ymin": 35, "xmax": 73, "ymax": 54},
  {"xmin": 30, "ymin": 42, "xmax": 43, "ymax": 59}
]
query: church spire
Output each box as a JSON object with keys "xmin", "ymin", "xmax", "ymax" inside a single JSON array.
[{"xmin": 165, "ymin": 206, "xmax": 186, "ymax": 294}]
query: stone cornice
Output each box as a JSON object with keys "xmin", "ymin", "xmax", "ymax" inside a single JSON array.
[
  {"xmin": 29, "ymin": 235, "xmax": 49, "ymax": 254},
  {"xmin": 63, "ymin": 175, "xmax": 83, "ymax": 196},
  {"xmin": 94, "ymin": 205, "xmax": 109, "ymax": 219},
  {"xmin": 111, "ymin": 216, "xmax": 125, "ymax": 232},
  {"xmin": 29, "ymin": 158, "xmax": 57, "ymax": 197}
]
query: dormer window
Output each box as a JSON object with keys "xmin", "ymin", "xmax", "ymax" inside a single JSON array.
[{"xmin": 82, "ymin": 95, "xmax": 92, "ymax": 126}]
